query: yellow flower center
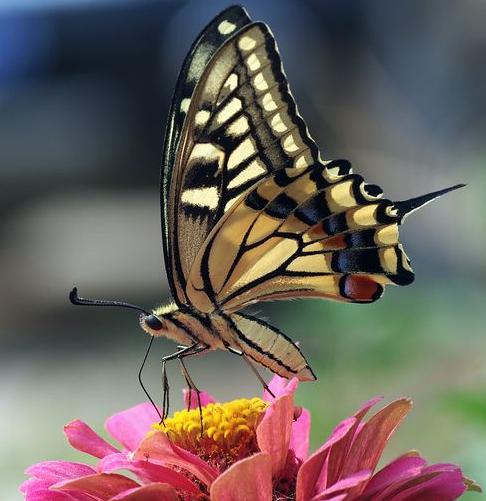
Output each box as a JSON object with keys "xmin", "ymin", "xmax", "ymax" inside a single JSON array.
[{"xmin": 152, "ymin": 397, "xmax": 267, "ymax": 467}]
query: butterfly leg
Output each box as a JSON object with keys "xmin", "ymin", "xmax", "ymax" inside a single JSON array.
[
  {"xmin": 138, "ymin": 336, "xmax": 163, "ymax": 421},
  {"xmin": 226, "ymin": 345, "xmax": 276, "ymax": 398},
  {"xmin": 160, "ymin": 343, "xmax": 199, "ymax": 424},
  {"xmin": 178, "ymin": 345, "xmax": 209, "ymax": 433}
]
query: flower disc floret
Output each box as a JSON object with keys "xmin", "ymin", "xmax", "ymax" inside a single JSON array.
[{"xmin": 152, "ymin": 397, "xmax": 267, "ymax": 465}]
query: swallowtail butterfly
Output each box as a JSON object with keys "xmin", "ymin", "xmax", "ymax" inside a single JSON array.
[{"xmin": 70, "ymin": 6, "xmax": 463, "ymax": 407}]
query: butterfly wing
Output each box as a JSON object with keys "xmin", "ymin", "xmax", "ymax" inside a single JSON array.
[
  {"xmin": 162, "ymin": 6, "xmax": 252, "ymax": 304},
  {"xmin": 186, "ymin": 160, "xmax": 415, "ymax": 313},
  {"xmin": 162, "ymin": 8, "xmax": 321, "ymax": 305}
]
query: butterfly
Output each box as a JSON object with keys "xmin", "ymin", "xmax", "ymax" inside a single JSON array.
[{"xmin": 70, "ymin": 5, "xmax": 463, "ymax": 411}]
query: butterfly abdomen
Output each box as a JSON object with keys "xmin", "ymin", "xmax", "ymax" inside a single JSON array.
[{"xmin": 211, "ymin": 311, "xmax": 316, "ymax": 381}]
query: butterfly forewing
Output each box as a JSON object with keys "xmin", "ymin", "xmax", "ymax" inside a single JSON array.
[
  {"xmin": 165, "ymin": 15, "xmax": 322, "ymax": 306},
  {"xmin": 162, "ymin": 6, "xmax": 253, "ymax": 304}
]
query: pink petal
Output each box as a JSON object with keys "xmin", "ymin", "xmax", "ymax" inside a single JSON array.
[
  {"xmin": 99, "ymin": 452, "xmax": 200, "ymax": 496},
  {"xmin": 65, "ymin": 420, "xmax": 119, "ymax": 459},
  {"xmin": 310, "ymin": 470, "xmax": 372, "ymax": 500},
  {"xmin": 183, "ymin": 388, "xmax": 216, "ymax": 409},
  {"xmin": 105, "ymin": 403, "xmax": 161, "ymax": 451},
  {"xmin": 108, "ymin": 483, "xmax": 179, "ymax": 501},
  {"xmin": 21, "ymin": 477, "xmax": 93, "ymax": 501},
  {"xmin": 263, "ymin": 375, "xmax": 298, "ymax": 401},
  {"xmin": 256, "ymin": 387, "xmax": 295, "ymax": 478},
  {"xmin": 97, "ymin": 453, "xmax": 129, "ymax": 473},
  {"xmin": 133, "ymin": 430, "xmax": 218, "ymax": 486},
  {"xmin": 210, "ymin": 453, "xmax": 273, "ymax": 501},
  {"xmin": 296, "ymin": 417, "xmax": 357, "ymax": 501},
  {"xmin": 24, "ymin": 489, "xmax": 82, "ymax": 501},
  {"xmin": 354, "ymin": 396, "xmax": 384, "ymax": 421},
  {"xmin": 53, "ymin": 473, "xmax": 139, "ymax": 500},
  {"xmin": 20, "ymin": 477, "xmax": 51, "ymax": 494},
  {"xmin": 25, "ymin": 461, "xmax": 97, "ymax": 483},
  {"xmin": 362, "ymin": 452, "xmax": 427, "ymax": 498},
  {"xmin": 324, "ymin": 396, "xmax": 383, "ymax": 489},
  {"xmin": 340, "ymin": 398, "xmax": 413, "ymax": 483},
  {"xmin": 385, "ymin": 464, "xmax": 467, "ymax": 501},
  {"xmin": 21, "ymin": 477, "xmax": 90, "ymax": 501},
  {"xmin": 290, "ymin": 408, "xmax": 311, "ymax": 461}
]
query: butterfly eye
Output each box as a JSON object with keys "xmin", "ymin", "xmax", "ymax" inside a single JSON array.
[{"xmin": 145, "ymin": 314, "xmax": 164, "ymax": 331}]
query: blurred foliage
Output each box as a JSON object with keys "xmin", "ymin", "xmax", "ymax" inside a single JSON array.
[{"xmin": 443, "ymin": 391, "xmax": 486, "ymax": 429}]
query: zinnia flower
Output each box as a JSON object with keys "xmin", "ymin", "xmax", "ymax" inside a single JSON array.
[{"xmin": 21, "ymin": 376, "xmax": 480, "ymax": 500}]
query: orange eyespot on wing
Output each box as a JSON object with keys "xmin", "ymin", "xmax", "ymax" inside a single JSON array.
[{"xmin": 339, "ymin": 275, "xmax": 384, "ymax": 302}]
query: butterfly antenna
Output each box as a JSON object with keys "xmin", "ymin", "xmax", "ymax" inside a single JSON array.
[
  {"xmin": 69, "ymin": 286, "xmax": 150, "ymax": 315},
  {"xmin": 139, "ymin": 336, "xmax": 163, "ymax": 421},
  {"xmin": 394, "ymin": 184, "xmax": 465, "ymax": 222}
]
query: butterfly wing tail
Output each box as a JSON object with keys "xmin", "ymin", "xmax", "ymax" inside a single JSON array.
[
  {"xmin": 225, "ymin": 312, "xmax": 316, "ymax": 382},
  {"xmin": 394, "ymin": 184, "xmax": 465, "ymax": 222}
]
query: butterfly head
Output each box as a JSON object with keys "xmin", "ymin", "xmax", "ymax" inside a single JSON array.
[
  {"xmin": 140, "ymin": 313, "xmax": 167, "ymax": 336},
  {"xmin": 140, "ymin": 301, "xmax": 180, "ymax": 338},
  {"xmin": 69, "ymin": 286, "xmax": 175, "ymax": 337},
  {"xmin": 143, "ymin": 313, "xmax": 165, "ymax": 330}
]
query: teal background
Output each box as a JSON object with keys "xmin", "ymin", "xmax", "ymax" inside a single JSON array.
[{"xmin": 0, "ymin": 0, "xmax": 484, "ymax": 498}]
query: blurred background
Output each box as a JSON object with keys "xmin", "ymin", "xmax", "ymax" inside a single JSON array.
[{"xmin": 1, "ymin": 0, "xmax": 485, "ymax": 498}]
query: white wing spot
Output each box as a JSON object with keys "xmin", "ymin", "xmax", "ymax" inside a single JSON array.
[
  {"xmin": 195, "ymin": 110, "xmax": 210, "ymax": 126},
  {"xmin": 188, "ymin": 143, "xmax": 225, "ymax": 167},
  {"xmin": 217, "ymin": 97, "xmax": 242, "ymax": 125},
  {"xmin": 224, "ymin": 73, "xmax": 238, "ymax": 91},
  {"xmin": 228, "ymin": 137, "xmax": 257, "ymax": 170},
  {"xmin": 294, "ymin": 152, "xmax": 311, "ymax": 168},
  {"xmin": 283, "ymin": 133, "xmax": 299, "ymax": 152},
  {"xmin": 227, "ymin": 159, "xmax": 266, "ymax": 189},
  {"xmin": 227, "ymin": 115, "xmax": 250, "ymax": 136},
  {"xmin": 181, "ymin": 187, "xmax": 219, "ymax": 209},
  {"xmin": 254, "ymin": 72, "xmax": 269, "ymax": 91},
  {"xmin": 246, "ymin": 53, "xmax": 261, "ymax": 72},
  {"xmin": 270, "ymin": 113, "xmax": 287, "ymax": 133},
  {"xmin": 180, "ymin": 98, "xmax": 191, "ymax": 113},
  {"xmin": 239, "ymin": 35, "xmax": 257, "ymax": 51},
  {"xmin": 262, "ymin": 92, "xmax": 277, "ymax": 111},
  {"xmin": 218, "ymin": 20, "xmax": 237, "ymax": 35}
]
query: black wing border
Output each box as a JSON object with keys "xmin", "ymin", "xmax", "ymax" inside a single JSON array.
[{"xmin": 160, "ymin": 5, "xmax": 253, "ymax": 304}]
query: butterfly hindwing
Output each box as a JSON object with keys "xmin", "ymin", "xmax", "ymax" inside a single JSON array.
[
  {"xmin": 163, "ymin": 8, "xmax": 321, "ymax": 306},
  {"xmin": 186, "ymin": 160, "xmax": 415, "ymax": 313}
]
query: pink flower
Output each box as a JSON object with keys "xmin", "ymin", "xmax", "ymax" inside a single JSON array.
[{"xmin": 21, "ymin": 377, "xmax": 480, "ymax": 500}]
